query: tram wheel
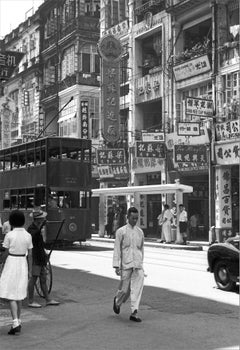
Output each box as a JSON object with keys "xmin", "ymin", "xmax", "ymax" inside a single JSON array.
[{"xmin": 35, "ymin": 261, "xmax": 53, "ymax": 298}]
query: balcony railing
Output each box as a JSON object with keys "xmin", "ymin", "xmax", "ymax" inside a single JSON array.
[
  {"xmin": 135, "ymin": 70, "xmax": 162, "ymax": 104},
  {"xmin": 219, "ymin": 41, "xmax": 239, "ymax": 67},
  {"xmin": 135, "ymin": 0, "xmax": 164, "ymax": 15},
  {"xmin": 42, "ymin": 16, "xmax": 99, "ymax": 52},
  {"xmin": 41, "ymin": 72, "xmax": 100, "ymax": 100}
]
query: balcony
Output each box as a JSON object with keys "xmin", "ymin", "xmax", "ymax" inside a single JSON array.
[
  {"xmin": 42, "ymin": 16, "xmax": 99, "ymax": 52},
  {"xmin": 135, "ymin": 70, "xmax": 162, "ymax": 104},
  {"xmin": 165, "ymin": 0, "xmax": 205, "ymax": 14},
  {"xmin": 41, "ymin": 72, "xmax": 100, "ymax": 100},
  {"xmin": 219, "ymin": 41, "xmax": 239, "ymax": 68},
  {"xmin": 135, "ymin": 0, "xmax": 165, "ymax": 16}
]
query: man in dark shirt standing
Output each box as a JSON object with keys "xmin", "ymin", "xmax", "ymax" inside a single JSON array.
[{"xmin": 28, "ymin": 209, "xmax": 59, "ymax": 308}]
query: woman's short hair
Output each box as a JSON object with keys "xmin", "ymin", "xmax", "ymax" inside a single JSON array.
[
  {"xmin": 127, "ymin": 207, "xmax": 138, "ymax": 217},
  {"xmin": 9, "ymin": 210, "xmax": 25, "ymax": 227}
]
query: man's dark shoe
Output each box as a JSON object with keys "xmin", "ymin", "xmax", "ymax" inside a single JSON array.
[
  {"xmin": 129, "ymin": 314, "xmax": 142, "ymax": 322},
  {"xmin": 113, "ymin": 297, "xmax": 120, "ymax": 314}
]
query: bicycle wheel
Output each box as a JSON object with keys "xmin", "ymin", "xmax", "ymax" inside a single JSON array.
[{"xmin": 35, "ymin": 261, "xmax": 53, "ymax": 298}]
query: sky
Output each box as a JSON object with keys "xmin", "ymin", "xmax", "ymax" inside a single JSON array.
[{"xmin": 0, "ymin": 0, "xmax": 44, "ymax": 38}]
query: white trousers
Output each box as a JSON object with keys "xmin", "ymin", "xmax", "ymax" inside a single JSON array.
[{"xmin": 115, "ymin": 268, "xmax": 144, "ymax": 313}]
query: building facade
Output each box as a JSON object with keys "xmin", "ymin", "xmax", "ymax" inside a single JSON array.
[{"xmin": 99, "ymin": 0, "xmax": 239, "ymax": 240}]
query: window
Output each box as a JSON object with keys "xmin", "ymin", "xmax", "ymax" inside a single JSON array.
[
  {"xmin": 81, "ymin": 44, "xmax": 99, "ymax": 73},
  {"xmin": 222, "ymin": 72, "xmax": 240, "ymax": 120},
  {"xmin": 61, "ymin": 46, "xmax": 75, "ymax": 79},
  {"xmin": 82, "ymin": 53, "xmax": 91, "ymax": 73}
]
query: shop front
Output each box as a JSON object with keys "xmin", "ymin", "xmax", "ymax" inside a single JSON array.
[{"xmin": 214, "ymin": 139, "xmax": 240, "ymax": 242}]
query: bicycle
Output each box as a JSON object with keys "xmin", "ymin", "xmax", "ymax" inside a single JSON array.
[{"xmin": 34, "ymin": 219, "xmax": 65, "ymax": 298}]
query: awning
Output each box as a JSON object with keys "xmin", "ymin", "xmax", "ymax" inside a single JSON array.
[
  {"xmin": 92, "ymin": 183, "xmax": 193, "ymax": 197},
  {"xmin": 58, "ymin": 112, "xmax": 76, "ymax": 123}
]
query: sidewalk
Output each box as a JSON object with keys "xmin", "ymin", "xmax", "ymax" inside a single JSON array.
[{"xmin": 90, "ymin": 234, "xmax": 209, "ymax": 251}]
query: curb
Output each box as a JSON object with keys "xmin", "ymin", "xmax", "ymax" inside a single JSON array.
[{"xmin": 90, "ymin": 236, "xmax": 204, "ymax": 251}]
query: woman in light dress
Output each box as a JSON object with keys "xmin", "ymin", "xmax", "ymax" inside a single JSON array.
[
  {"xmin": 0, "ymin": 210, "xmax": 33, "ymax": 335},
  {"xmin": 162, "ymin": 204, "xmax": 173, "ymax": 243}
]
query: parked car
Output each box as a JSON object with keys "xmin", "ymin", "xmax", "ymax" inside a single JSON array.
[{"xmin": 207, "ymin": 235, "xmax": 239, "ymax": 291}]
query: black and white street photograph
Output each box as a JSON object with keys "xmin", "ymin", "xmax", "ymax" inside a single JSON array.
[{"xmin": 0, "ymin": 0, "xmax": 239, "ymax": 349}]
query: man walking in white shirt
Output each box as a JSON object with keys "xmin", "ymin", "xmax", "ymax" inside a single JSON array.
[{"xmin": 113, "ymin": 207, "xmax": 144, "ymax": 322}]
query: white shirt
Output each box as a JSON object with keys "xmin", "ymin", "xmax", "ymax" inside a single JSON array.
[
  {"xmin": 179, "ymin": 210, "xmax": 188, "ymax": 222},
  {"xmin": 3, "ymin": 228, "xmax": 33, "ymax": 255},
  {"xmin": 113, "ymin": 223, "xmax": 144, "ymax": 270}
]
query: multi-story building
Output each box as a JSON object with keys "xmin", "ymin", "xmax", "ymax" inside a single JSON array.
[
  {"xmin": 0, "ymin": 11, "xmax": 41, "ymax": 146},
  {"xmin": 0, "ymin": 0, "xmax": 101, "ymax": 231},
  {"xmin": 39, "ymin": 0, "xmax": 100, "ymax": 142},
  {"xmin": 99, "ymin": 0, "xmax": 239, "ymax": 240},
  {"xmin": 166, "ymin": 0, "xmax": 239, "ymax": 241},
  {"xmin": 99, "ymin": 0, "xmax": 171, "ymax": 236}
]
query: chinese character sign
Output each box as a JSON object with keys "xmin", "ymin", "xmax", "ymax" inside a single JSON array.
[
  {"xmin": 135, "ymin": 142, "xmax": 165, "ymax": 158},
  {"xmin": 185, "ymin": 97, "xmax": 213, "ymax": 117},
  {"xmin": 0, "ymin": 51, "xmax": 24, "ymax": 81},
  {"xmin": 173, "ymin": 55, "xmax": 211, "ymax": 81},
  {"xmin": 174, "ymin": 145, "xmax": 207, "ymax": 163},
  {"xmin": 215, "ymin": 141, "xmax": 240, "ymax": 165},
  {"xmin": 80, "ymin": 101, "xmax": 89, "ymax": 139},
  {"xmin": 215, "ymin": 120, "xmax": 240, "ymax": 141},
  {"xmin": 97, "ymin": 149, "xmax": 125, "ymax": 165},
  {"xmin": 98, "ymin": 35, "xmax": 122, "ymax": 143},
  {"xmin": 215, "ymin": 167, "xmax": 232, "ymax": 229},
  {"xmin": 139, "ymin": 194, "xmax": 147, "ymax": 229}
]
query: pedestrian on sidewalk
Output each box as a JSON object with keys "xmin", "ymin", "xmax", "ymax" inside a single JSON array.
[
  {"xmin": 27, "ymin": 209, "xmax": 59, "ymax": 308},
  {"xmin": 112, "ymin": 207, "xmax": 144, "ymax": 322},
  {"xmin": 178, "ymin": 204, "xmax": 188, "ymax": 244},
  {"xmin": 0, "ymin": 210, "xmax": 33, "ymax": 335},
  {"xmin": 162, "ymin": 204, "xmax": 173, "ymax": 244}
]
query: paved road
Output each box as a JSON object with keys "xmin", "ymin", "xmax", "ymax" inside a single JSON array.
[{"xmin": 0, "ymin": 242, "xmax": 239, "ymax": 350}]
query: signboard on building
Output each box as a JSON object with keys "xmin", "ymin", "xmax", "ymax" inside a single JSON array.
[
  {"xmin": 215, "ymin": 120, "xmax": 240, "ymax": 141},
  {"xmin": 135, "ymin": 141, "xmax": 165, "ymax": 158},
  {"xmin": 132, "ymin": 157, "xmax": 165, "ymax": 174},
  {"xmin": 174, "ymin": 145, "xmax": 207, "ymax": 163},
  {"xmin": 177, "ymin": 122, "xmax": 200, "ymax": 136},
  {"xmin": 98, "ymin": 164, "xmax": 129, "ymax": 180},
  {"xmin": 185, "ymin": 97, "xmax": 214, "ymax": 117},
  {"xmin": 215, "ymin": 167, "xmax": 232, "ymax": 231},
  {"xmin": 98, "ymin": 35, "xmax": 122, "ymax": 143},
  {"xmin": 142, "ymin": 131, "xmax": 165, "ymax": 142},
  {"xmin": 102, "ymin": 20, "xmax": 129, "ymax": 38},
  {"xmin": 215, "ymin": 141, "xmax": 240, "ymax": 165},
  {"xmin": 97, "ymin": 149, "xmax": 125, "ymax": 165},
  {"xmin": 173, "ymin": 55, "xmax": 211, "ymax": 82},
  {"xmin": 22, "ymin": 134, "xmax": 37, "ymax": 143},
  {"xmin": 80, "ymin": 101, "xmax": 89, "ymax": 139},
  {"xmin": 0, "ymin": 51, "xmax": 24, "ymax": 81},
  {"xmin": 139, "ymin": 194, "xmax": 147, "ymax": 229}
]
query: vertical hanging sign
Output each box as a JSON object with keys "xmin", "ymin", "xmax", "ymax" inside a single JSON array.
[
  {"xmin": 98, "ymin": 34, "xmax": 122, "ymax": 143},
  {"xmin": 80, "ymin": 101, "xmax": 89, "ymax": 139}
]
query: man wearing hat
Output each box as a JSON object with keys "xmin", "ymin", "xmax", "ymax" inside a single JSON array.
[{"xmin": 28, "ymin": 209, "xmax": 59, "ymax": 308}]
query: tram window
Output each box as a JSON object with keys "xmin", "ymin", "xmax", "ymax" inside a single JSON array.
[
  {"xmin": 19, "ymin": 151, "xmax": 26, "ymax": 167},
  {"xmin": 11, "ymin": 153, "xmax": 19, "ymax": 169},
  {"xmin": 35, "ymin": 187, "xmax": 46, "ymax": 206},
  {"xmin": 79, "ymin": 191, "xmax": 87, "ymax": 208},
  {"xmin": 19, "ymin": 189, "xmax": 26, "ymax": 208},
  {"xmin": 11, "ymin": 194, "xmax": 18, "ymax": 209},
  {"xmin": 3, "ymin": 190, "xmax": 10, "ymax": 208}
]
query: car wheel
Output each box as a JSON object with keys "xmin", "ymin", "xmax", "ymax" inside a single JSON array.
[{"xmin": 213, "ymin": 260, "xmax": 236, "ymax": 291}]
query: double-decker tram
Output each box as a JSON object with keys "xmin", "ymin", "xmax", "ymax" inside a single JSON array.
[{"xmin": 0, "ymin": 137, "xmax": 92, "ymax": 244}]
